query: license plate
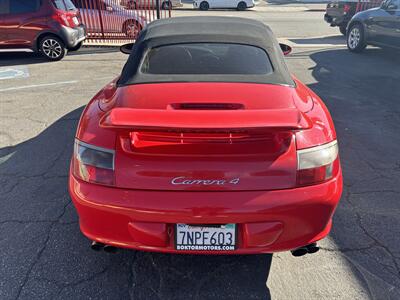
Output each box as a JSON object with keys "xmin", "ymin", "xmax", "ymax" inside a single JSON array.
[
  {"xmin": 72, "ymin": 17, "xmax": 79, "ymax": 25},
  {"xmin": 175, "ymin": 224, "xmax": 236, "ymax": 251}
]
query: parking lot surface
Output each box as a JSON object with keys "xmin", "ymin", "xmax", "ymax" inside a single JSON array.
[{"xmin": 1, "ymin": 6, "xmax": 400, "ymax": 300}]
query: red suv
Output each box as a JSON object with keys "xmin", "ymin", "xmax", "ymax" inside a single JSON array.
[{"xmin": 0, "ymin": 0, "xmax": 86, "ymax": 61}]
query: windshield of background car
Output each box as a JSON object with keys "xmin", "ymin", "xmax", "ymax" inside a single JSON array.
[
  {"xmin": 140, "ymin": 43, "xmax": 274, "ymax": 75},
  {"xmin": 52, "ymin": 0, "xmax": 76, "ymax": 10}
]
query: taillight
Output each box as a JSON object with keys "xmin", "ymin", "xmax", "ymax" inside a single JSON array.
[
  {"xmin": 52, "ymin": 12, "xmax": 69, "ymax": 27},
  {"xmin": 296, "ymin": 140, "xmax": 339, "ymax": 186},
  {"xmin": 52, "ymin": 11, "xmax": 77, "ymax": 28},
  {"xmin": 343, "ymin": 4, "xmax": 351, "ymax": 13},
  {"xmin": 72, "ymin": 140, "xmax": 115, "ymax": 186}
]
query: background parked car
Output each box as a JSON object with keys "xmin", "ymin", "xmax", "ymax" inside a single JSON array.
[
  {"xmin": 73, "ymin": 0, "xmax": 146, "ymax": 37},
  {"xmin": 193, "ymin": 0, "xmax": 255, "ymax": 11},
  {"xmin": 347, "ymin": 0, "xmax": 400, "ymax": 52},
  {"xmin": 325, "ymin": 0, "xmax": 383, "ymax": 35},
  {"xmin": 0, "ymin": 0, "xmax": 86, "ymax": 61},
  {"xmin": 120, "ymin": 0, "xmax": 182, "ymax": 10}
]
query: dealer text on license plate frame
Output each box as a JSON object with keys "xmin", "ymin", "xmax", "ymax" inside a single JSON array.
[{"xmin": 175, "ymin": 224, "xmax": 237, "ymax": 251}]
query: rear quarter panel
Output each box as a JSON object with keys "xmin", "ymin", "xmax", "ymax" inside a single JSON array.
[{"xmin": 293, "ymin": 78, "xmax": 337, "ymax": 149}]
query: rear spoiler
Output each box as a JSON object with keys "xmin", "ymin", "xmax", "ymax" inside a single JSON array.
[{"xmin": 99, "ymin": 108, "xmax": 312, "ymax": 132}]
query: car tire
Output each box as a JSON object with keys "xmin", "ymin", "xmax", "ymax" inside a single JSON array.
[
  {"xmin": 39, "ymin": 35, "xmax": 67, "ymax": 61},
  {"xmin": 199, "ymin": 1, "xmax": 209, "ymax": 10},
  {"xmin": 161, "ymin": 1, "xmax": 172, "ymax": 9},
  {"xmin": 237, "ymin": 1, "xmax": 247, "ymax": 10},
  {"xmin": 68, "ymin": 41, "xmax": 83, "ymax": 52},
  {"xmin": 123, "ymin": 20, "xmax": 142, "ymax": 38},
  {"xmin": 339, "ymin": 25, "xmax": 347, "ymax": 36},
  {"xmin": 347, "ymin": 23, "xmax": 367, "ymax": 53}
]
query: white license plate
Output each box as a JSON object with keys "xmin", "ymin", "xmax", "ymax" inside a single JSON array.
[
  {"xmin": 72, "ymin": 17, "xmax": 79, "ymax": 25},
  {"xmin": 175, "ymin": 224, "xmax": 236, "ymax": 251}
]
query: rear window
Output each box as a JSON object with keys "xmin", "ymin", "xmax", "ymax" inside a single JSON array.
[
  {"xmin": 52, "ymin": 0, "xmax": 76, "ymax": 10},
  {"xmin": 0, "ymin": 0, "xmax": 9, "ymax": 14},
  {"xmin": 140, "ymin": 43, "xmax": 273, "ymax": 75}
]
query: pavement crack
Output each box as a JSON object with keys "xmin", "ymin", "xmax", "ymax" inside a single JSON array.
[
  {"xmin": 320, "ymin": 244, "xmax": 376, "ymax": 253},
  {"xmin": 14, "ymin": 222, "xmax": 55, "ymax": 300},
  {"xmin": 55, "ymin": 264, "xmax": 112, "ymax": 296},
  {"xmin": 11, "ymin": 195, "xmax": 72, "ymax": 299},
  {"xmin": 1, "ymin": 179, "xmax": 20, "ymax": 195},
  {"xmin": 345, "ymin": 187, "xmax": 400, "ymax": 279}
]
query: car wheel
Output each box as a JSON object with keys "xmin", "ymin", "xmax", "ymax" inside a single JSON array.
[
  {"xmin": 161, "ymin": 1, "xmax": 172, "ymax": 9},
  {"xmin": 237, "ymin": 1, "xmax": 247, "ymax": 10},
  {"xmin": 347, "ymin": 23, "xmax": 366, "ymax": 53},
  {"xmin": 199, "ymin": 1, "xmax": 209, "ymax": 10},
  {"xmin": 339, "ymin": 25, "xmax": 347, "ymax": 36},
  {"xmin": 123, "ymin": 20, "xmax": 141, "ymax": 38},
  {"xmin": 68, "ymin": 42, "xmax": 83, "ymax": 52},
  {"xmin": 40, "ymin": 36, "xmax": 67, "ymax": 61}
]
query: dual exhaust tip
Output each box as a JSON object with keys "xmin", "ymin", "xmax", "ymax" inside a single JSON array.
[
  {"xmin": 291, "ymin": 243, "xmax": 319, "ymax": 257},
  {"xmin": 91, "ymin": 241, "xmax": 118, "ymax": 253},
  {"xmin": 92, "ymin": 241, "xmax": 319, "ymax": 256}
]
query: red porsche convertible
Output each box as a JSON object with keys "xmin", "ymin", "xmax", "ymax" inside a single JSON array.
[{"xmin": 69, "ymin": 17, "xmax": 343, "ymax": 256}]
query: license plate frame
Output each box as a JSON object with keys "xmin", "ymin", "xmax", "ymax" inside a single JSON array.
[
  {"xmin": 72, "ymin": 17, "xmax": 79, "ymax": 26},
  {"xmin": 175, "ymin": 224, "xmax": 237, "ymax": 252}
]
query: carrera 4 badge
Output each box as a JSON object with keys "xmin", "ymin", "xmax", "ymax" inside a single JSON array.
[{"xmin": 171, "ymin": 176, "xmax": 240, "ymax": 186}]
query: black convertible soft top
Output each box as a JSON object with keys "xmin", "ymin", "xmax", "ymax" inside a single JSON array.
[{"xmin": 118, "ymin": 17, "xmax": 294, "ymax": 86}]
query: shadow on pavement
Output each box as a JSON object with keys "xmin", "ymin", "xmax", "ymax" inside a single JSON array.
[
  {"xmin": 302, "ymin": 47, "xmax": 400, "ymax": 299},
  {"xmin": 289, "ymin": 35, "xmax": 345, "ymax": 45},
  {"xmin": 0, "ymin": 52, "xmax": 47, "ymax": 67},
  {"xmin": 0, "ymin": 108, "xmax": 272, "ymax": 299}
]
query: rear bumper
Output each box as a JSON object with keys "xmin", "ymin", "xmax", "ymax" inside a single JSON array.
[
  {"xmin": 59, "ymin": 25, "xmax": 86, "ymax": 48},
  {"xmin": 69, "ymin": 170, "xmax": 342, "ymax": 254},
  {"xmin": 324, "ymin": 13, "xmax": 348, "ymax": 26}
]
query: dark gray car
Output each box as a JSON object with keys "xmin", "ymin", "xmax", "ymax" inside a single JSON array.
[{"xmin": 347, "ymin": 0, "xmax": 400, "ymax": 52}]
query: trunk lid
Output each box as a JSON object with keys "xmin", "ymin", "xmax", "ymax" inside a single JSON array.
[{"xmin": 107, "ymin": 83, "xmax": 309, "ymax": 191}]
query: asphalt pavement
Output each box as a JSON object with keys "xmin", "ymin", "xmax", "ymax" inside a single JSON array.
[{"xmin": 1, "ymin": 6, "xmax": 400, "ymax": 300}]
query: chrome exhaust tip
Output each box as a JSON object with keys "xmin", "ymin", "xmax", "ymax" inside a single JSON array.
[
  {"xmin": 291, "ymin": 243, "xmax": 319, "ymax": 257},
  {"xmin": 103, "ymin": 245, "xmax": 118, "ymax": 254},
  {"xmin": 91, "ymin": 241, "xmax": 105, "ymax": 251},
  {"xmin": 306, "ymin": 243, "xmax": 320, "ymax": 254},
  {"xmin": 291, "ymin": 247, "xmax": 308, "ymax": 257}
]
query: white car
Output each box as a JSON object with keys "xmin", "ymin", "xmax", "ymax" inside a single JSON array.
[
  {"xmin": 74, "ymin": 0, "xmax": 146, "ymax": 37},
  {"xmin": 121, "ymin": 0, "xmax": 183, "ymax": 10},
  {"xmin": 193, "ymin": 0, "xmax": 255, "ymax": 10}
]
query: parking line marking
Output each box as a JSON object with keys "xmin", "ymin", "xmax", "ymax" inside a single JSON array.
[{"xmin": 0, "ymin": 80, "xmax": 78, "ymax": 92}]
